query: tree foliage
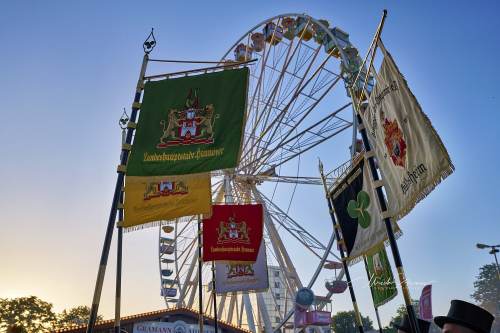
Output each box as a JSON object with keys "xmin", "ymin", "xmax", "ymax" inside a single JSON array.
[
  {"xmin": 332, "ymin": 310, "xmax": 373, "ymax": 333},
  {"xmin": 0, "ymin": 296, "xmax": 57, "ymax": 332},
  {"xmin": 471, "ymin": 263, "xmax": 500, "ymax": 315},
  {"xmin": 383, "ymin": 300, "xmax": 419, "ymax": 333},
  {"xmin": 56, "ymin": 305, "xmax": 103, "ymax": 329}
]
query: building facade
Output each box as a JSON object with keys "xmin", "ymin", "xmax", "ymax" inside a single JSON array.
[
  {"xmin": 261, "ymin": 265, "xmax": 293, "ymax": 330},
  {"xmin": 53, "ymin": 308, "xmax": 251, "ymax": 333}
]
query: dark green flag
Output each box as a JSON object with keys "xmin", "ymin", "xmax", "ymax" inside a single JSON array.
[
  {"xmin": 366, "ymin": 247, "xmax": 398, "ymax": 307},
  {"xmin": 127, "ymin": 67, "xmax": 249, "ymax": 176}
]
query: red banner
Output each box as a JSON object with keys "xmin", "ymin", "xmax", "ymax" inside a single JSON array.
[
  {"xmin": 202, "ymin": 204, "xmax": 263, "ymax": 262},
  {"xmin": 419, "ymin": 284, "xmax": 433, "ymax": 321}
]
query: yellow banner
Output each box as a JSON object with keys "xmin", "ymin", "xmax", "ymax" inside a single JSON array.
[{"xmin": 123, "ymin": 173, "xmax": 211, "ymax": 229}]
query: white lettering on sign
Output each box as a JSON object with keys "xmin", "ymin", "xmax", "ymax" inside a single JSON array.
[{"xmin": 133, "ymin": 321, "xmax": 220, "ymax": 333}]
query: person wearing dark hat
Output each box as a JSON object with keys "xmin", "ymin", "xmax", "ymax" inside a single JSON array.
[
  {"xmin": 393, "ymin": 314, "xmax": 431, "ymax": 333},
  {"xmin": 434, "ymin": 300, "xmax": 494, "ymax": 333}
]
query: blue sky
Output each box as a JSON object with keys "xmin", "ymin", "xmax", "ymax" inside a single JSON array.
[{"xmin": 0, "ymin": 0, "xmax": 499, "ymax": 328}]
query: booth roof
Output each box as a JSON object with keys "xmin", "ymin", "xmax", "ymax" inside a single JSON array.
[{"xmin": 53, "ymin": 306, "xmax": 253, "ymax": 333}]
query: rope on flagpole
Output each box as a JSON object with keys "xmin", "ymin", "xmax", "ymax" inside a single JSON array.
[{"xmin": 319, "ymin": 160, "xmax": 365, "ymax": 333}]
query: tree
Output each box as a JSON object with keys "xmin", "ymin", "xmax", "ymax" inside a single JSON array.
[
  {"xmin": 383, "ymin": 300, "xmax": 419, "ymax": 333},
  {"xmin": 332, "ymin": 310, "xmax": 374, "ymax": 333},
  {"xmin": 0, "ymin": 296, "xmax": 57, "ymax": 332},
  {"xmin": 471, "ymin": 263, "xmax": 500, "ymax": 315},
  {"xmin": 56, "ymin": 305, "xmax": 103, "ymax": 329}
]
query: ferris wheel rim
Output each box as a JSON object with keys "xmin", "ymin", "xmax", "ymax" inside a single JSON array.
[
  {"xmin": 219, "ymin": 13, "xmax": 344, "ymax": 64},
  {"xmin": 219, "ymin": 13, "xmax": 355, "ymax": 177},
  {"xmin": 159, "ymin": 12, "xmax": 361, "ymax": 330}
]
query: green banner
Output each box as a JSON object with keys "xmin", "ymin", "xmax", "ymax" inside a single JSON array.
[
  {"xmin": 127, "ymin": 67, "xmax": 248, "ymax": 176},
  {"xmin": 366, "ymin": 247, "xmax": 397, "ymax": 307}
]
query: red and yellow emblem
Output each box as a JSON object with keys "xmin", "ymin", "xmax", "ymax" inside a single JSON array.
[
  {"xmin": 227, "ymin": 263, "xmax": 255, "ymax": 278},
  {"xmin": 157, "ymin": 89, "xmax": 218, "ymax": 148},
  {"xmin": 143, "ymin": 179, "xmax": 188, "ymax": 200},
  {"xmin": 383, "ymin": 118, "xmax": 407, "ymax": 167},
  {"xmin": 202, "ymin": 204, "xmax": 263, "ymax": 262},
  {"xmin": 217, "ymin": 217, "xmax": 251, "ymax": 244}
]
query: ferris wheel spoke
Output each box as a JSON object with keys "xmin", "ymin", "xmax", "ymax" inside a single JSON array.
[
  {"xmin": 236, "ymin": 174, "xmax": 329, "ymax": 186},
  {"xmin": 267, "ymin": 123, "xmax": 351, "ymax": 170},
  {"xmin": 244, "ymin": 38, "xmax": 299, "ymax": 166},
  {"xmin": 250, "ymin": 76, "xmax": 342, "ymax": 171},
  {"xmin": 242, "ymin": 35, "xmax": 319, "ymax": 166},
  {"xmin": 274, "ymin": 105, "xmax": 351, "ymax": 154},
  {"xmin": 253, "ymin": 187, "xmax": 304, "ymax": 293},
  {"xmin": 258, "ymin": 189, "xmax": 341, "ymax": 261},
  {"xmin": 245, "ymin": 105, "xmax": 351, "ymax": 173},
  {"xmin": 264, "ymin": 240, "xmax": 296, "ymax": 299},
  {"xmin": 241, "ymin": 53, "xmax": 336, "ymax": 171},
  {"xmin": 176, "ymin": 244, "xmax": 198, "ymax": 307}
]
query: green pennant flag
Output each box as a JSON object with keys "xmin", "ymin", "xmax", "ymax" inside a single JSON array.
[
  {"xmin": 366, "ymin": 247, "xmax": 397, "ymax": 307},
  {"xmin": 127, "ymin": 67, "xmax": 249, "ymax": 176}
]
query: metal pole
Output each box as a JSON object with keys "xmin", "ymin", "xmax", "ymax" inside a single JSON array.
[
  {"xmin": 198, "ymin": 216, "xmax": 204, "ymax": 333},
  {"xmin": 355, "ymin": 113, "xmax": 420, "ymax": 333},
  {"xmin": 114, "ymin": 191, "xmax": 124, "ymax": 333},
  {"xmin": 212, "ymin": 261, "xmax": 219, "ymax": 333},
  {"xmin": 347, "ymin": 10, "xmax": 420, "ymax": 333},
  {"xmin": 86, "ymin": 53, "xmax": 149, "ymax": 333},
  {"xmin": 491, "ymin": 247, "xmax": 500, "ymax": 281},
  {"xmin": 363, "ymin": 257, "xmax": 383, "ymax": 333},
  {"xmin": 319, "ymin": 162, "xmax": 364, "ymax": 333}
]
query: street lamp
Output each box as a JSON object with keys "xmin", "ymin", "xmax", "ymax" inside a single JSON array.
[{"xmin": 476, "ymin": 243, "xmax": 500, "ymax": 280}]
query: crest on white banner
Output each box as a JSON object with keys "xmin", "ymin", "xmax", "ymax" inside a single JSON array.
[
  {"xmin": 360, "ymin": 40, "xmax": 454, "ymax": 221},
  {"xmin": 215, "ymin": 241, "xmax": 269, "ymax": 293}
]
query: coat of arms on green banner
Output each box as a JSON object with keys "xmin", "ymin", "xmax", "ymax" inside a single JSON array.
[
  {"xmin": 366, "ymin": 247, "xmax": 397, "ymax": 307},
  {"xmin": 127, "ymin": 67, "xmax": 249, "ymax": 176}
]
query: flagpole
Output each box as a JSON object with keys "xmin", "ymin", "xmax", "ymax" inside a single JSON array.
[
  {"xmin": 348, "ymin": 10, "xmax": 421, "ymax": 333},
  {"xmin": 355, "ymin": 113, "xmax": 420, "ymax": 333},
  {"xmin": 198, "ymin": 215, "xmax": 204, "ymax": 333},
  {"xmin": 212, "ymin": 261, "xmax": 219, "ymax": 333},
  {"xmin": 319, "ymin": 161, "xmax": 364, "ymax": 333},
  {"xmin": 363, "ymin": 257, "xmax": 383, "ymax": 333},
  {"xmin": 86, "ymin": 32, "xmax": 152, "ymax": 333},
  {"xmin": 114, "ymin": 194, "xmax": 124, "ymax": 333},
  {"xmin": 114, "ymin": 119, "xmax": 128, "ymax": 333}
]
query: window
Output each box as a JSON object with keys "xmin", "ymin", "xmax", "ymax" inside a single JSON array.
[
  {"xmin": 274, "ymin": 281, "xmax": 280, "ymax": 288},
  {"xmin": 275, "ymin": 317, "xmax": 281, "ymax": 323},
  {"xmin": 276, "ymin": 305, "xmax": 280, "ymax": 311},
  {"xmin": 275, "ymin": 293, "xmax": 281, "ymax": 300},
  {"xmin": 274, "ymin": 270, "xmax": 280, "ymax": 277}
]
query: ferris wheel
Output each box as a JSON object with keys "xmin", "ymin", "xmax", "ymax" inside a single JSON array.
[{"xmin": 157, "ymin": 13, "xmax": 373, "ymax": 332}]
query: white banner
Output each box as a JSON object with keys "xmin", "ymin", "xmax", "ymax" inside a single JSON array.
[
  {"xmin": 360, "ymin": 40, "xmax": 454, "ymax": 221},
  {"xmin": 215, "ymin": 241, "xmax": 269, "ymax": 293},
  {"xmin": 330, "ymin": 157, "xmax": 399, "ymax": 262}
]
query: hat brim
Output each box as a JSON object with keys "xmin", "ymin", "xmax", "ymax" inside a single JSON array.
[{"xmin": 434, "ymin": 316, "xmax": 485, "ymax": 333}]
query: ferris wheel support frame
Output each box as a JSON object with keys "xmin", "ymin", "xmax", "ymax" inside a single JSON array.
[{"xmin": 158, "ymin": 12, "xmax": 370, "ymax": 332}]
